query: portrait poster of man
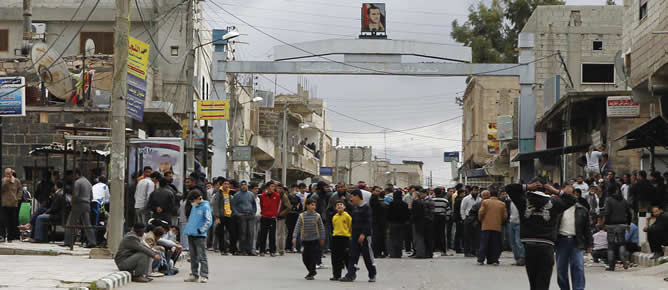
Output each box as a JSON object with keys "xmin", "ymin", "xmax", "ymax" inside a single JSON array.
[
  {"xmin": 129, "ymin": 138, "xmax": 184, "ymax": 190},
  {"xmin": 361, "ymin": 3, "xmax": 386, "ymax": 33}
]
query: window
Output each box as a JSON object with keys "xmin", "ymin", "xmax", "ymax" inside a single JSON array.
[
  {"xmin": 170, "ymin": 46, "xmax": 179, "ymax": 56},
  {"xmin": 582, "ymin": 63, "xmax": 615, "ymax": 84},
  {"xmin": 640, "ymin": 0, "xmax": 648, "ymax": 20},
  {"xmin": 0, "ymin": 29, "xmax": 8, "ymax": 52},
  {"xmin": 593, "ymin": 40, "xmax": 603, "ymax": 51},
  {"xmin": 80, "ymin": 32, "xmax": 114, "ymax": 54}
]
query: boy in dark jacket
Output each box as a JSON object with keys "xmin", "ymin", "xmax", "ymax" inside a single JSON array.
[
  {"xmin": 340, "ymin": 190, "xmax": 377, "ymax": 283},
  {"xmin": 387, "ymin": 191, "xmax": 410, "ymax": 258},
  {"xmin": 506, "ymin": 179, "xmax": 576, "ymax": 290}
]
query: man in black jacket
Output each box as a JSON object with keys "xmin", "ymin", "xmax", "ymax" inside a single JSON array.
[
  {"xmin": 506, "ymin": 179, "xmax": 576, "ymax": 290},
  {"xmin": 387, "ymin": 190, "xmax": 409, "ymax": 258},
  {"xmin": 555, "ymin": 185, "xmax": 593, "ymax": 290},
  {"xmin": 602, "ymin": 184, "xmax": 632, "ymax": 271},
  {"xmin": 33, "ymin": 180, "xmax": 68, "ymax": 242},
  {"xmin": 370, "ymin": 186, "xmax": 388, "ymax": 258},
  {"xmin": 340, "ymin": 190, "xmax": 377, "ymax": 283},
  {"xmin": 645, "ymin": 206, "xmax": 668, "ymax": 259},
  {"xmin": 146, "ymin": 176, "xmax": 176, "ymax": 225},
  {"xmin": 115, "ymin": 224, "xmax": 159, "ymax": 283}
]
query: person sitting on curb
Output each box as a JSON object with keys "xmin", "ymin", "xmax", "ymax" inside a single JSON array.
[{"xmin": 114, "ymin": 224, "xmax": 160, "ymax": 283}]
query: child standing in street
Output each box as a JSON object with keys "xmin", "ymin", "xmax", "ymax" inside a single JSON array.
[
  {"xmin": 330, "ymin": 200, "xmax": 352, "ymax": 281},
  {"xmin": 292, "ymin": 199, "xmax": 326, "ymax": 280},
  {"xmin": 340, "ymin": 190, "xmax": 377, "ymax": 283}
]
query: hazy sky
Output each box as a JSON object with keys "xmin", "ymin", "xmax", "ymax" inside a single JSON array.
[{"xmin": 203, "ymin": 0, "xmax": 611, "ymax": 186}]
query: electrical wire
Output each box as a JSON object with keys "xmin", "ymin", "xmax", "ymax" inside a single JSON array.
[
  {"xmin": 134, "ymin": 0, "xmax": 180, "ymax": 64},
  {"xmin": 326, "ymin": 115, "xmax": 462, "ymax": 134},
  {"xmin": 0, "ymin": 0, "xmax": 95, "ymax": 98}
]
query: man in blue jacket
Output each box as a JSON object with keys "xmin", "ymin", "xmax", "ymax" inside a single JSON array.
[{"xmin": 184, "ymin": 191, "xmax": 212, "ymax": 283}]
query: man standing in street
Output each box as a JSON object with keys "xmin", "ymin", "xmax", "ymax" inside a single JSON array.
[
  {"xmin": 555, "ymin": 185, "xmax": 593, "ymax": 290},
  {"xmin": 1, "ymin": 168, "xmax": 22, "ymax": 242},
  {"xmin": 573, "ymin": 176, "xmax": 589, "ymax": 199},
  {"xmin": 212, "ymin": 179, "xmax": 235, "ymax": 255},
  {"xmin": 184, "ymin": 191, "xmax": 212, "ymax": 283},
  {"xmin": 340, "ymin": 190, "xmax": 377, "ymax": 283},
  {"xmin": 232, "ymin": 180, "xmax": 257, "ymax": 256},
  {"xmin": 258, "ymin": 181, "xmax": 281, "ymax": 256},
  {"xmin": 461, "ymin": 186, "xmax": 481, "ymax": 257},
  {"xmin": 276, "ymin": 185, "xmax": 293, "ymax": 255},
  {"xmin": 432, "ymin": 187, "xmax": 451, "ymax": 256},
  {"xmin": 63, "ymin": 169, "xmax": 97, "ymax": 248},
  {"xmin": 134, "ymin": 167, "xmax": 155, "ymax": 225},
  {"xmin": 602, "ymin": 184, "xmax": 631, "ymax": 271},
  {"xmin": 146, "ymin": 176, "xmax": 176, "ymax": 225},
  {"xmin": 477, "ymin": 189, "xmax": 507, "ymax": 265},
  {"xmin": 115, "ymin": 224, "xmax": 159, "ymax": 283},
  {"xmin": 506, "ymin": 180, "xmax": 576, "ymax": 290}
]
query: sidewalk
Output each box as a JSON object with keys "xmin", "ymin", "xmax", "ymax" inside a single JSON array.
[
  {"xmin": 0, "ymin": 241, "xmax": 91, "ymax": 256},
  {"xmin": 0, "ymin": 241, "xmax": 129, "ymax": 289},
  {"xmin": 0, "ymin": 255, "xmax": 119, "ymax": 289}
]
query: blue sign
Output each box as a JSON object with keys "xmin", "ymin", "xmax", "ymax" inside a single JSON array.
[
  {"xmin": 127, "ymin": 74, "xmax": 146, "ymax": 122},
  {"xmin": 0, "ymin": 77, "xmax": 26, "ymax": 116},
  {"xmin": 212, "ymin": 29, "xmax": 229, "ymax": 52},
  {"xmin": 320, "ymin": 167, "xmax": 333, "ymax": 176},
  {"xmin": 444, "ymin": 151, "xmax": 459, "ymax": 162}
]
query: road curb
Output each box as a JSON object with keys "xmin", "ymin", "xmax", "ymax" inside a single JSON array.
[
  {"xmin": 632, "ymin": 252, "xmax": 659, "ymax": 267},
  {"xmin": 94, "ymin": 271, "xmax": 131, "ymax": 289}
]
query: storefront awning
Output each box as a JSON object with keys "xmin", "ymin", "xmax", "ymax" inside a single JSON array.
[
  {"xmin": 615, "ymin": 116, "xmax": 668, "ymax": 151},
  {"xmin": 511, "ymin": 144, "xmax": 590, "ymax": 162}
]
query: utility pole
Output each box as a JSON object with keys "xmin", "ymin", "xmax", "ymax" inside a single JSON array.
[
  {"xmin": 334, "ymin": 138, "xmax": 339, "ymax": 183},
  {"xmin": 282, "ymin": 105, "xmax": 288, "ymax": 185},
  {"xmin": 109, "ymin": 0, "xmax": 130, "ymax": 255},
  {"xmin": 429, "ymin": 170, "xmax": 433, "ymax": 188},
  {"xmin": 348, "ymin": 147, "xmax": 353, "ymax": 184},
  {"xmin": 185, "ymin": 0, "xmax": 195, "ymax": 176},
  {"xmin": 393, "ymin": 168, "xmax": 397, "ymax": 186}
]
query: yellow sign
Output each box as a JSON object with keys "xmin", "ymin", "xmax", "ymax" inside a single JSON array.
[
  {"xmin": 128, "ymin": 36, "xmax": 150, "ymax": 80},
  {"xmin": 197, "ymin": 100, "xmax": 230, "ymax": 120}
]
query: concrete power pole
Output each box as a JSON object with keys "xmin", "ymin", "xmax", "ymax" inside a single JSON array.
[
  {"xmin": 109, "ymin": 0, "xmax": 130, "ymax": 255},
  {"xmin": 348, "ymin": 147, "xmax": 353, "ymax": 184},
  {"xmin": 281, "ymin": 105, "xmax": 288, "ymax": 185},
  {"xmin": 185, "ymin": 0, "xmax": 195, "ymax": 176},
  {"xmin": 334, "ymin": 138, "xmax": 339, "ymax": 183}
]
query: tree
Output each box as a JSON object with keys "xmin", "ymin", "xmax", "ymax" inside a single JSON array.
[{"xmin": 451, "ymin": 0, "xmax": 564, "ymax": 63}]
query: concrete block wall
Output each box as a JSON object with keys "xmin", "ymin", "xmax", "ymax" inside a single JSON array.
[{"xmin": 623, "ymin": 0, "xmax": 668, "ymax": 88}]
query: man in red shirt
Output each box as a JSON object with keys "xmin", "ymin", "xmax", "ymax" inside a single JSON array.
[{"xmin": 258, "ymin": 181, "xmax": 281, "ymax": 256}]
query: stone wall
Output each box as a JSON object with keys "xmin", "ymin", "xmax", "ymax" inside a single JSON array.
[{"xmin": 2, "ymin": 109, "xmax": 110, "ymax": 185}]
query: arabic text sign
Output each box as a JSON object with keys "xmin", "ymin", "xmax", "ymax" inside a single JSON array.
[
  {"xmin": 127, "ymin": 75, "xmax": 146, "ymax": 122},
  {"xmin": 197, "ymin": 100, "xmax": 230, "ymax": 120},
  {"xmin": 0, "ymin": 77, "xmax": 26, "ymax": 117},
  {"xmin": 128, "ymin": 37, "xmax": 150, "ymax": 80},
  {"xmin": 607, "ymin": 96, "xmax": 639, "ymax": 118}
]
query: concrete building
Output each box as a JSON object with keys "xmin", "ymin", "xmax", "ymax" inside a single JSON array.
[
  {"xmin": 515, "ymin": 5, "xmax": 650, "ymax": 182},
  {"xmin": 0, "ymin": 0, "xmax": 213, "ymax": 185},
  {"xmin": 332, "ymin": 146, "xmax": 424, "ymax": 188},
  {"xmin": 617, "ymin": 0, "xmax": 668, "ymax": 172},
  {"xmin": 460, "ymin": 76, "xmax": 519, "ymax": 186}
]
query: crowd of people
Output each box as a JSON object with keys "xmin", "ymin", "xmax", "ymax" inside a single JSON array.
[{"xmin": 2, "ymin": 158, "xmax": 668, "ymax": 288}]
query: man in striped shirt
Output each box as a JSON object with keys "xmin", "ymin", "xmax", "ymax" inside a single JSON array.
[{"xmin": 432, "ymin": 187, "xmax": 451, "ymax": 256}]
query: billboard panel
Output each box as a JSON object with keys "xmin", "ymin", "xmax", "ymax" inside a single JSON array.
[
  {"xmin": 129, "ymin": 138, "xmax": 185, "ymax": 190},
  {"xmin": 361, "ymin": 3, "xmax": 386, "ymax": 33},
  {"xmin": 444, "ymin": 152, "xmax": 459, "ymax": 162},
  {"xmin": 607, "ymin": 96, "xmax": 639, "ymax": 118},
  {"xmin": 497, "ymin": 115, "xmax": 513, "ymax": 141},
  {"xmin": 0, "ymin": 77, "xmax": 25, "ymax": 116},
  {"xmin": 487, "ymin": 123, "xmax": 499, "ymax": 155},
  {"xmin": 197, "ymin": 100, "xmax": 230, "ymax": 120}
]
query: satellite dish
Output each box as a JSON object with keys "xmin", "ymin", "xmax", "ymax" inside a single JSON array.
[
  {"xmin": 31, "ymin": 43, "xmax": 73, "ymax": 100},
  {"xmin": 85, "ymin": 39, "xmax": 96, "ymax": 56},
  {"xmin": 614, "ymin": 50, "xmax": 627, "ymax": 82}
]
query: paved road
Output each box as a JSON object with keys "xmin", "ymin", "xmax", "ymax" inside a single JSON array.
[{"xmin": 126, "ymin": 252, "xmax": 667, "ymax": 290}]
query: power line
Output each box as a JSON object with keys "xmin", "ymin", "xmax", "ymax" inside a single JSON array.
[
  {"xmin": 208, "ymin": 1, "xmax": 459, "ymax": 28},
  {"xmin": 0, "ymin": 0, "xmax": 95, "ymax": 98},
  {"xmin": 327, "ymin": 115, "xmax": 462, "ymax": 134},
  {"xmin": 282, "ymin": 0, "xmax": 468, "ymax": 17},
  {"xmin": 134, "ymin": 0, "xmax": 180, "ymax": 64}
]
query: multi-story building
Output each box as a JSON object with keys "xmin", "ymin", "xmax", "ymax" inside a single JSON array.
[
  {"xmin": 332, "ymin": 146, "xmax": 424, "ymax": 188},
  {"xmin": 460, "ymin": 76, "xmax": 519, "ymax": 186},
  {"xmin": 618, "ymin": 0, "xmax": 668, "ymax": 172},
  {"xmin": 515, "ymin": 5, "xmax": 650, "ymax": 182},
  {"xmin": 0, "ymin": 0, "xmax": 213, "ymax": 185}
]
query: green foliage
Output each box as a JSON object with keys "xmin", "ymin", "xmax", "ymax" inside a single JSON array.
[{"xmin": 451, "ymin": 0, "xmax": 564, "ymax": 63}]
